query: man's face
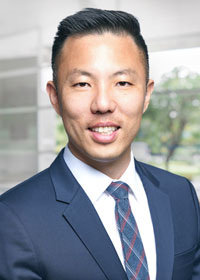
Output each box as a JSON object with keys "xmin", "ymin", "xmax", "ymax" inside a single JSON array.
[{"xmin": 47, "ymin": 32, "xmax": 154, "ymax": 171}]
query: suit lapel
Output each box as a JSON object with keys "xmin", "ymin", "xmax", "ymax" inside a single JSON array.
[
  {"xmin": 135, "ymin": 161, "xmax": 174, "ymax": 280},
  {"xmin": 50, "ymin": 150, "xmax": 128, "ymax": 280}
]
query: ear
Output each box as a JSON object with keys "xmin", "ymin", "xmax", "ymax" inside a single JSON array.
[
  {"xmin": 46, "ymin": 81, "xmax": 61, "ymax": 116},
  {"xmin": 143, "ymin": 79, "xmax": 154, "ymax": 113}
]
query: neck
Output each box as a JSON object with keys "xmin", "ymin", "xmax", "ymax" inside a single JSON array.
[
  {"xmin": 69, "ymin": 146, "xmax": 131, "ymax": 179},
  {"xmin": 90, "ymin": 156, "xmax": 131, "ymax": 179}
]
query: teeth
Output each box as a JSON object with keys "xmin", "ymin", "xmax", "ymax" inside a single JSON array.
[{"xmin": 91, "ymin": 126, "xmax": 117, "ymax": 134}]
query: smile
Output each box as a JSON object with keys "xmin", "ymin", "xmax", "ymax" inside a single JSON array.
[{"xmin": 90, "ymin": 126, "xmax": 118, "ymax": 135}]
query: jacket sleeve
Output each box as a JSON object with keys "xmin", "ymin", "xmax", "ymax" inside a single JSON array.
[{"xmin": 0, "ymin": 201, "xmax": 43, "ymax": 280}]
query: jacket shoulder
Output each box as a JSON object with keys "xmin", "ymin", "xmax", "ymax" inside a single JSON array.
[
  {"xmin": 136, "ymin": 160, "xmax": 190, "ymax": 185},
  {"xmin": 0, "ymin": 167, "xmax": 51, "ymax": 205},
  {"xmin": 135, "ymin": 160, "xmax": 197, "ymax": 206}
]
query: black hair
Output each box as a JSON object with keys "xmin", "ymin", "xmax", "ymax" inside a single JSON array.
[{"xmin": 52, "ymin": 8, "xmax": 149, "ymax": 86}]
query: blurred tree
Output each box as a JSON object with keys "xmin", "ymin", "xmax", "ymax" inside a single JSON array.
[{"xmin": 138, "ymin": 67, "xmax": 200, "ymax": 169}]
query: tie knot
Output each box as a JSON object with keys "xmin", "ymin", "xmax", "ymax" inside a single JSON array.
[{"xmin": 107, "ymin": 181, "xmax": 130, "ymax": 200}]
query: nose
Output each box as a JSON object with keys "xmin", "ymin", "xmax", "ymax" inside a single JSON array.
[{"xmin": 90, "ymin": 86, "xmax": 116, "ymax": 114}]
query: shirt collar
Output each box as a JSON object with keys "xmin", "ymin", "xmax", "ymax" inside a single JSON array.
[{"xmin": 63, "ymin": 145, "xmax": 140, "ymax": 203}]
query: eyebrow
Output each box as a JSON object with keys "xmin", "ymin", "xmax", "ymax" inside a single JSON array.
[
  {"xmin": 67, "ymin": 68, "xmax": 138, "ymax": 79},
  {"xmin": 67, "ymin": 69, "xmax": 93, "ymax": 79},
  {"xmin": 111, "ymin": 69, "xmax": 138, "ymax": 78}
]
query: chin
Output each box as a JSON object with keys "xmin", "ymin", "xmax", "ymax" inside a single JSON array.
[{"xmin": 87, "ymin": 148, "xmax": 127, "ymax": 163}]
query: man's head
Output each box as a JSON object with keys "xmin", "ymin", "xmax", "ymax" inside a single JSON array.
[
  {"xmin": 47, "ymin": 8, "xmax": 154, "ymax": 178},
  {"xmin": 52, "ymin": 8, "xmax": 149, "ymax": 88}
]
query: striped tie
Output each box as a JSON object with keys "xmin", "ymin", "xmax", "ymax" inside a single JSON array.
[{"xmin": 107, "ymin": 181, "xmax": 150, "ymax": 280}]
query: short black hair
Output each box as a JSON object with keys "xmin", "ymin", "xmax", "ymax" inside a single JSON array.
[{"xmin": 52, "ymin": 8, "xmax": 149, "ymax": 86}]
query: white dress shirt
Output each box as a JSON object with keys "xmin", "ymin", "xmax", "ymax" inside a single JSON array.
[{"xmin": 63, "ymin": 146, "xmax": 157, "ymax": 280}]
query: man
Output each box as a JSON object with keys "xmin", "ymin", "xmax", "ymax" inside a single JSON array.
[{"xmin": 0, "ymin": 8, "xmax": 199, "ymax": 280}]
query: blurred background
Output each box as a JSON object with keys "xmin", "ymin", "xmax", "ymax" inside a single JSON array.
[{"xmin": 0, "ymin": 0, "xmax": 200, "ymax": 195}]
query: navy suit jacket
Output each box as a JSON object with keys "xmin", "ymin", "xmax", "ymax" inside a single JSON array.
[{"xmin": 0, "ymin": 149, "xmax": 200, "ymax": 280}]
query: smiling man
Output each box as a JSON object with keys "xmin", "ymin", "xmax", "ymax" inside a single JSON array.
[{"xmin": 0, "ymin": 8, "xmax": 200, "ymax": 280}]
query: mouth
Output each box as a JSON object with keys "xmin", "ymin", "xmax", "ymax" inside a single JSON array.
[
  {"xmin": 88, "ymin": 123, "xmax": 120, "ymax": 143},
  {"xmin": 89, "ymin": 126, "xmax": 119, "ymax": 135}
]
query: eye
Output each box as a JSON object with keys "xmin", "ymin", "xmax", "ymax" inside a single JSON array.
[
  {"xmin": 117, "ymin": 81, "xmax": 132, "ymax": 87},
  {"xmin": 73, "ymin": 82, "xmax": 90, "ymax": 88}
]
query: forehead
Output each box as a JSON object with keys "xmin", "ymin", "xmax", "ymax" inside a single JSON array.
[{"xmin": 57, "ymin": 32, "xmax": 145, "ymax": 79}]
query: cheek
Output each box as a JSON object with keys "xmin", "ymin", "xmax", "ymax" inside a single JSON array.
[
  {"xmin": 60, "ymin": 94, "xmax": 89, "ymax": 120},
  {"xmin": 119, "ymin": 94, "xmax": 145, "ymax": 119}
]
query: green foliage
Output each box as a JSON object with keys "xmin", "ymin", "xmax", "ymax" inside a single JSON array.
[{"xmin": 137, "ymin": 67, "xmax": 200, "ymax": 168}]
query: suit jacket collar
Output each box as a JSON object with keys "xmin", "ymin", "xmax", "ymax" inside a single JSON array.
[
  {"xmin": 50, "ymin": 150, "xmax": 174, "ymax": 280},
  {"xmin": 50, "ymin": 149, "xmax": 79, "ymax": 204}
]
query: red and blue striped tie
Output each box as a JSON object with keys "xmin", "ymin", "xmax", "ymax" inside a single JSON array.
[{"xmin": 107, "ymin": 181, "xmax": 150, "ymax": 280}]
